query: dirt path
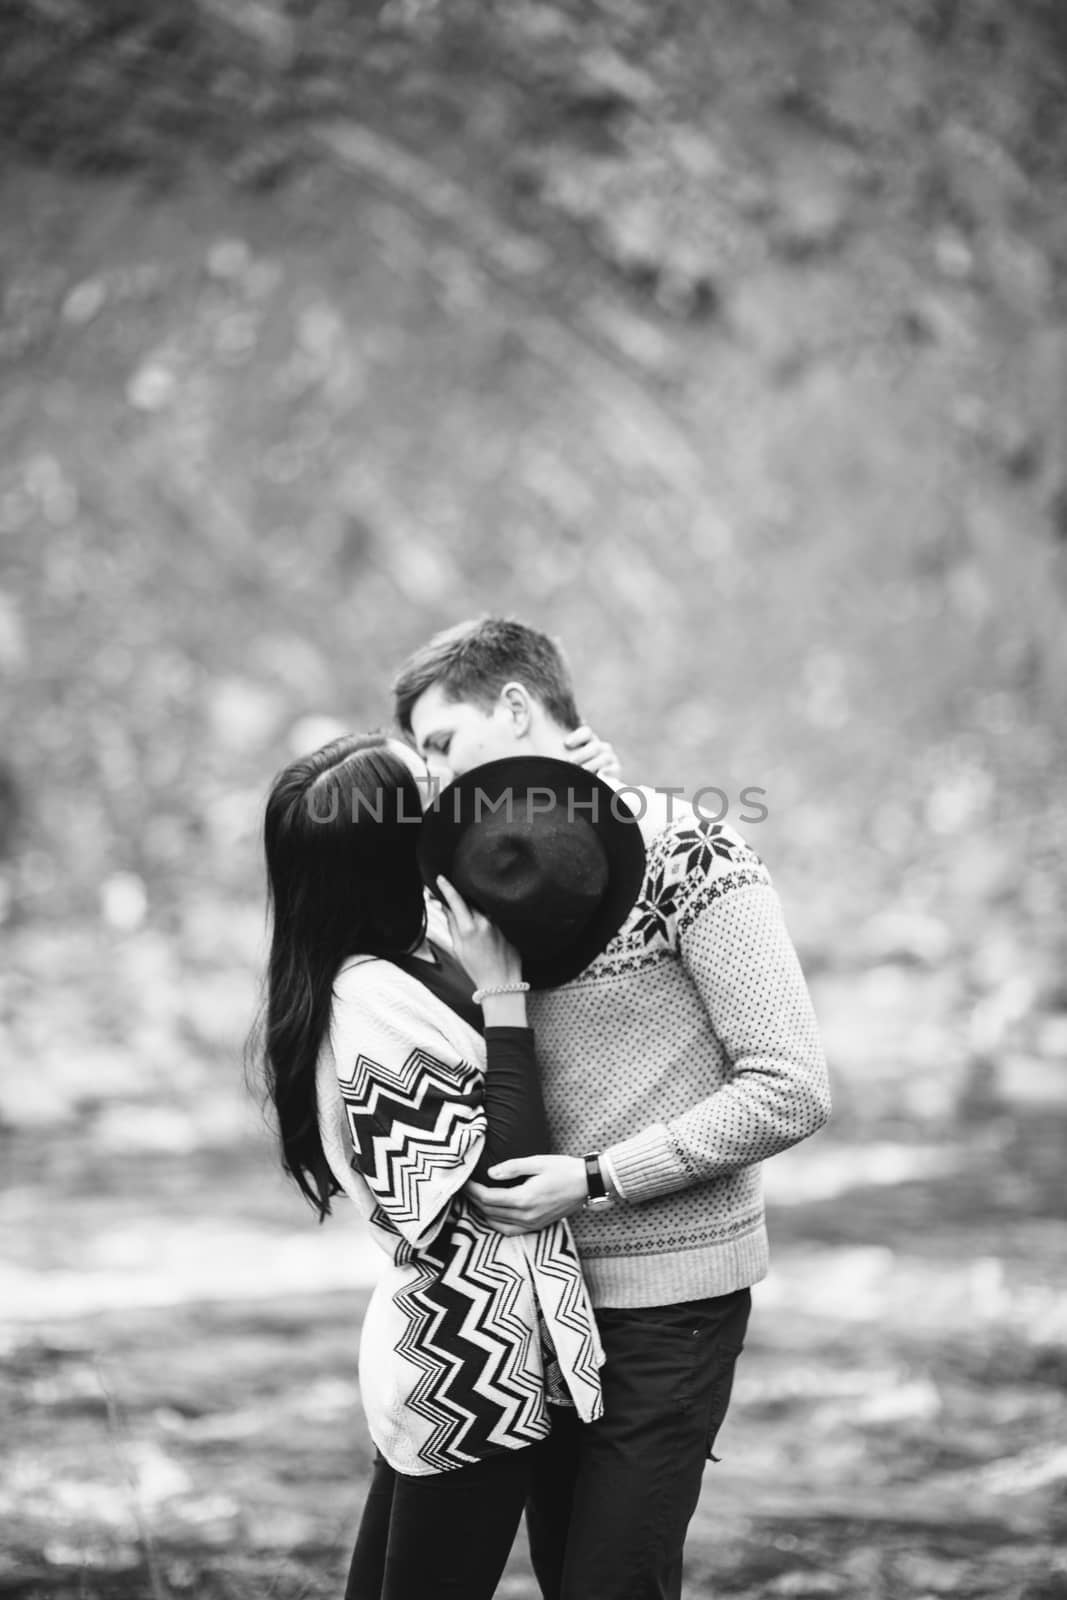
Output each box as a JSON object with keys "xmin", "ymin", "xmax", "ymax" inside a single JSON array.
[{"xmin": 2, "ymin": 1102, "xmax": 1064, "ymax": 1599}]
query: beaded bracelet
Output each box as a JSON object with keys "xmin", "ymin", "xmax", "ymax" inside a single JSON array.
[{"xmin": 472, "ymin": 981, "xmax": 531, "ymax": 1005}]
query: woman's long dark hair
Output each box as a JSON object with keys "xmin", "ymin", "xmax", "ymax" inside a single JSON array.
[{"xmin": 251, "ymin": 733, "xmax": 427, "ymax": 1219}]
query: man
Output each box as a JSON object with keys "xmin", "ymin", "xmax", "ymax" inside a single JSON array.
[{"xmin": 393, "ymin": 617, "xmax": 830, "ymax": 1600}]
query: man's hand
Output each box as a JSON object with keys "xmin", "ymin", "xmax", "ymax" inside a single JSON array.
[
  {"xmin": 467, "ymin": 1155, "xmax": 588, "ymax": 1234},
  {"xmin": 564, "ymin": 725, "xmax": 621, "ymax": 781}
]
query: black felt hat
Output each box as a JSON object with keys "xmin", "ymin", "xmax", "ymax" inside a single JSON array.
[{"xmin": 417, "ymin": 755, "xmax": 647, "ymax": 990}]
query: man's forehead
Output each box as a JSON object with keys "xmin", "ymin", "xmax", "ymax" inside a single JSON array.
[
  {"xmin": 410, "ymin": 683, "xmax": 452, "ymax": 732},
  {"xmin": 410, "ymin": 684, "xmax": 479, "ymax": 741}
]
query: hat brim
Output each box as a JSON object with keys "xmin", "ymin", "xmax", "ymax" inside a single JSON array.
[{"xmin": 417, "ymin": 756, "xmax": 647, "ymax": 990}]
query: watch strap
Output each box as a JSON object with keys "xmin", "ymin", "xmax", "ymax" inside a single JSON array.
[{"xmin": 583, "ymin": 1151, "xmax": 608, "ymax": 1202}]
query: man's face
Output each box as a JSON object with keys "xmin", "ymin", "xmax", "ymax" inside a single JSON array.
[{"xmin": 408, "ymin": 683, "xmax": 523, "ymax": 785}]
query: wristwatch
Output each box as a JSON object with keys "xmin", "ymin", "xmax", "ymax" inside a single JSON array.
[{"xmin": 583, "ymin": 1152, "xmax": 611, "ymax": 1209}]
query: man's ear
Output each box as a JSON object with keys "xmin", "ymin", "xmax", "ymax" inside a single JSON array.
[{"xmin": 499, "ymin": 681, "xmax": 534, "ymax": 736}]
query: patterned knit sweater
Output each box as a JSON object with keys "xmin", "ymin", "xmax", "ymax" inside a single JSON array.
[{"xmin": 527, "ymin": 793, "xmax": 830, "ymax": 1309}]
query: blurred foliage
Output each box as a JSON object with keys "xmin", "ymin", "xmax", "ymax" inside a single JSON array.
[
  {"xmin": 0, "ymin": 0, "xmax": 1063, "ymax": 923},
  {"xmin": 0, "ymin": 0, "xmax": 1063, "ymax": 1111},
  {"xmin": 0, "ymin": 0, "xmax": 1064, "ymax": 1126}
]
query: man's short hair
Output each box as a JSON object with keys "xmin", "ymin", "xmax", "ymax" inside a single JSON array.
[{"xmin": 393, "ymin": 617, "xmax": 581, "ymax": 735}]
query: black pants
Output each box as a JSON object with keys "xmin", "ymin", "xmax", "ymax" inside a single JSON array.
[
  {"xmin": 526, "ymin": 1289, "xmax": 751, "ymax": 1600},
  {"xmin": 344, "ymin": 1441, "xmax": 544, "ymax": 1600}
]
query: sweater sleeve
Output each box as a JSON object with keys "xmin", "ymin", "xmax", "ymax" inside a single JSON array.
[
  {"xmin": 474, "ymin": 1026, "xmax": 550, "ymax": 1182},
  {"xmin": 604, "ymin": 822, "xmax": 831, "ymax": 1202},
  {"xmin": 330, "ymin": 964, "xmax": 487, "ymax": 1249}
]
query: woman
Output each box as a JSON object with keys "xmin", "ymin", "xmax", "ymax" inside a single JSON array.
[{"xmin": 253, "ymin": 732, "xmax": 605, "ymax": 1600}]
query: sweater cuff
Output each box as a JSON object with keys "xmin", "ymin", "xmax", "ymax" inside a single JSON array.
[
  {"xmin": 598, "ymin": 1148, "xmax": 627, "ymax": 1202},
  {"xmin": 603, "ymin": 1123, "xmax": 690, "ymax": 1203}
]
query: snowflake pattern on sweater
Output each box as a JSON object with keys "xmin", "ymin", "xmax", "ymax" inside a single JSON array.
[{"xmin": 589, "ymin": 819, "xmax": 767, "ymax": 978}]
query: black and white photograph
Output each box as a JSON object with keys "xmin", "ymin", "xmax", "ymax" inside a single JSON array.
[{"xmin": 1, "ymin": 2, "xmax": 1065, "ymax": 1597}]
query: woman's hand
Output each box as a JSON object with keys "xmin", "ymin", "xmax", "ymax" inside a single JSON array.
[
  {"xmin": 436, "ymin": 876, "xmax": 522, "ymax": 995},
  {"xmin": 565, "ymin": 725, "xmax": 621, "ymax": 781},
  {"xmin": 467, "ymin": 1155, "xmax": 589, "ymax": 1233}
]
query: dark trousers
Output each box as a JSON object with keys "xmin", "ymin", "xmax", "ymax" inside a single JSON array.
[
  {"xmin": 344, "ymin": 1441, "xmax": 544, "ymax": 1600},
  {"xmin": 526, "ymin": 1289, "xmax": 752, "ymax": 1600}
]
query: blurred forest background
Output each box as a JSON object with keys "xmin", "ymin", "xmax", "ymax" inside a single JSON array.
[{"xmin": 1, "ymin": 0, "xmax": 1065, "ymax": 1596}]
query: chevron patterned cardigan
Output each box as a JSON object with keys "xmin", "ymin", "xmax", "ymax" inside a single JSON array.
[{"xmin": 316, "ymin": 954, "xmax": 604, "ymax": 1477}]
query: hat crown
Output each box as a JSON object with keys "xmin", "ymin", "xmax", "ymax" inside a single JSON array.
[
  {"xmin": 454, "ymin": 814, "xmax": 609, "ymax": 956},
  {"xmin": 417, "ymin": 756, "xmax": 646, "ymax": 989}
]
